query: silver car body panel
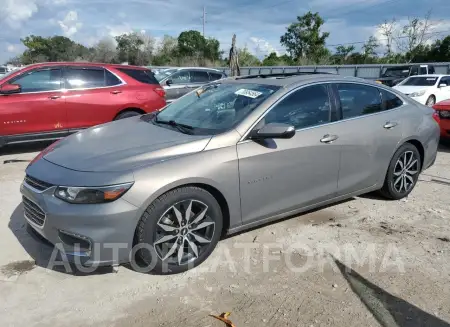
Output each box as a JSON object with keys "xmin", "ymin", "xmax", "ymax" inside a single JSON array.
[{"xmin": 21, "ymin": 74, "xmax": 440, "ymax": 265}]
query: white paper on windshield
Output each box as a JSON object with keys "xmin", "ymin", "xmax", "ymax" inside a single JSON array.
[
  {"xmin": 427, "ymin": 78, "xmax": 437, "ymax": 81},
  {"xmin": 235, "ymin": 89, "xmax": 263, "ymax": 98}
]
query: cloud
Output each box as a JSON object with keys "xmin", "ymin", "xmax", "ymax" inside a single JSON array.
[
  {"xmin": 1, "ymin": 0, "xmax": 38, "ymax": 29},
  {"xmin": 249, "ymin": 37, "xmax": 280, "ymax": 56},
  {"xmin": 57, "ymin": 10, "xmax": 82, "ymax": 36}
]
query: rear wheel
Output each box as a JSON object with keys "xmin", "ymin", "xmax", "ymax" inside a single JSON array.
[
  {"xmin": 425, "ymin": 95, "xmax": 436, "ymax": 107},
  {"xmin": 135, "ymin": 186, "xmax": 223, "ymax": 274},
  {"xmin": 115, "ymin": 110, "xmax": 142, "ymax": 120},
  {"xmin": 380, "ymin": 143, "xmax": 421, "ymax": 200}
]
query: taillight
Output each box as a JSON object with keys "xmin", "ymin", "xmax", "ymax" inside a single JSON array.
[
  {"xmin": 154, "ymin": 87, "xmax": 165, "ymax": 98},
  {"xmin": 440, "ymin": 110, "xmax": 450, "ymax": 118},
  {"xmin": 432, "ymin": 110, "xmax": 440, "ymax": 121}
]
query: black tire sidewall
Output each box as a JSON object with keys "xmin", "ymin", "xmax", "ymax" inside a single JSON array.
[
  {"xmin": 383, "ymin": 143, "xmax": 421, "ymax": 200},
  {"xmin": 135, "ymin": 187, "xmax": 223, "ymax": 275},
  {"xmin": 116, "ymin": 111, "xmax": 141, "ymax": 120},
  {"xmin": 426, "ymin": 95, "xmax": 435, "ymax": 106}
]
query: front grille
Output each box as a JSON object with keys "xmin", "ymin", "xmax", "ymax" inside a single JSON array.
[
  {"xmin": 24, "ymin": 175, "xmax": 53, "ymax": 191},
  {"xmin": 22, "ymin": 196, "xmax": 46, "ymax": 226}
]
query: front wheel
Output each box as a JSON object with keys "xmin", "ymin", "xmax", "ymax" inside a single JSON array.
[
  {"xmin": 380, "ymin": 143, "xmax": 421, "ymax": 200},
  {"xmin": 135, "ymin": 187, "xmax": 223, "ymax": 274},
  {"xmin": 425, "ymin": 95, "xmax": 436, "ymax": 107}
]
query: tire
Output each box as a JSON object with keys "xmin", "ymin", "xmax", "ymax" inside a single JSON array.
[
  {"xmin": 379, "ymin": 143, "xmax": 422, "ymax": 200},
  {"xmin": 135, "ymin": 186, "xmax": 223, "ymax": 274},
  {"xmin": 115, "ymin": 110, "xmax": 142, "ymax": 120},
  {"xmin": 425, "ymin": 95, "xmax": 436, "ymax": 107}
]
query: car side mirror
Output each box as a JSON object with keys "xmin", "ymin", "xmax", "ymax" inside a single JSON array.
[
  {"xmin": 166, "ymin": 79, "xmax": 173, "ymax": 86},
  {"xmin": 439, "ymin": 83, "xmax": 447, "ymax": 88},
  {"xmin": 250, "ymin": 123, "xmax": 296, "ymax": 139},
  {"xmin": 0, "ymin": 83, "xmax": 21, "ymax": 95}
]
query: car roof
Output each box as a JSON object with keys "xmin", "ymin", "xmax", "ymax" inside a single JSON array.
[
  {"xmin": 176, "ymin": 67, "xmax": 224, "ymax": 72},
  {"xmin": 22, "ymin": 62, "xmax": 149, "ymax": 70},
  {"xmin": 406, "ymin": 74, "xmax": 447, "ymax": 78},
  {"xmin": 220, "ymin": 73, "xmax": 381, "ymax": 88}
]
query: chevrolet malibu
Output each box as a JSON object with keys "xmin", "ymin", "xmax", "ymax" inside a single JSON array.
[{"xmin": 21, "ymin": 73, "xmax": 440, "ymax": 274}]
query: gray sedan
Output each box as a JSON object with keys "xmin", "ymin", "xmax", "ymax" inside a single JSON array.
[
  {"xmin": 21, "ymin": 73, "xmax": 439, "ymax": 274},
  {"xmin": 155, "ymin": 67, "xmax": 226, "ymax": 103}
]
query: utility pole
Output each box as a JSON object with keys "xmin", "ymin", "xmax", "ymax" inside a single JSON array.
[{"xmin": 202, "ymin": 6, "xmax": 206, "ymax": 37}]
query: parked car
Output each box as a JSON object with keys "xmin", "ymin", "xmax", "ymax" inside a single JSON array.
[
  {"xmin": 433, "ymin": 99, "xmax": 450, "ymax": 140},
  {"xmin": 0, "ymin": 62, "xmax": 166, "ymax": 147},
  {"xmin": 393, "ymin": 74, "xmax": 450, "ymax": 107},
  {"xmin": 154, "ymin": 67, "xmax": 227, "ymax": 103},
  {"xmin": 21, "ymin": 72, "xmax": 439, "ymax": 274},
  {"xmin": 0, "ymin": 66, "xmax": 7, "ymax": 77},
  {"xmin": 376, "ymin": 64, "xmax": 435, "ymax": 87}
]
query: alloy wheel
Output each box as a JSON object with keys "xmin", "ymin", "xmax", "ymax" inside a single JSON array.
[
  {"xmin": 426, "ymin": 97, "xmax": 435, "ymax": 107},
  {"xmin": 393, "ymin": 150, "xmax": 419, "ymax": 193},
  {"xmin": 153, "ymin": 200, "xmax": 215, "ymax": 266}
]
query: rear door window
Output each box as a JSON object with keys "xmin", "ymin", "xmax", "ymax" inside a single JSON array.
[
  {"xmin": 117, "ymin": 68, "xmax": 159, "ymax": 85},
  {"xmin": 336, "ymin": 83, "xmax": 383, "ymax": 119},
  {"xmin": 190, "ymin": 71, "xmax": 210, "ymax": 83},
  {"xmin": 64, "ymin": 68, "xmax": 105, "ymax": 89},
  {"xmin": 209, "ymin": 72, "xmax": 224, "ymax": 81},
  {"xmin": 105, "ymin": 70, "xmax": 122, "ymax": 86},
  {"xmin": 380, "ymin": 89, "xmax": 404, "ymax": 110}
]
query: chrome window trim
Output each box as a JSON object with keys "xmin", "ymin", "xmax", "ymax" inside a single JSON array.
[
  {"xmin": 1, "ymin": 67, "xmax": 126, "ymax": 95},
  {"xmin": 238, "ymin": 80, "xmax": 407, "ymax": 143}
]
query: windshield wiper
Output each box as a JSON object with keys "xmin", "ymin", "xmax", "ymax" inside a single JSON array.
[{"xmin": 153, "ymin": 118, "xmax": 195, "ymax": 134}]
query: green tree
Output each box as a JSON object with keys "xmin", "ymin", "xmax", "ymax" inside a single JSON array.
[
  {"xmin": 20, "ymin": 35, "xmax": 91, "ymax": 63},
  {"xmin": 280, "ymin": 11, "xmax": 330, "ymax": 63},
  {"xmin": 262, "ymin": 52, "xmax": 293, "ymax": 66},
  {"xmin": 152, "ymin": 35, "xmax": 178, "ymax": 66},
  {"xmin": 177, "ymin": 30, "xmax": 205, "ymax": 58},
  {"xmin": 331, "ymin": 45, "xmax": 355, "ymax": 64},
  {"xmin": 91, "ymin": 38, "xmax": 117, "ymax": 63},
  {"xmin": 362, "ymin": 36, "xmax": 379, "ymax": 63},
  {"xmin": 115, "ymin": 32, "xmax": 144, "ymax": 65},
  {"xmin": 236, "ymin": 47, "xmax": 261, "ymax": 66},
  {"xmin": 427, "ymin": 36, "xmax": 450, "ymax": 62}
]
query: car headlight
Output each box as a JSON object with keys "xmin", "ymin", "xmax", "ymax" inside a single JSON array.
[
  {"xmin": 55, "ymin": 182, "xmax": 134, "ymax": 204},
  {"xmin": 410, "ymin": 90, "xmax": 426, "ymax": 97}
]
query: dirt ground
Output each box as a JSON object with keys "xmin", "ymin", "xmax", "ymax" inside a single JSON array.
[{"xmin": 1, "ymin": 142, "xmax": 450, "ymax": 327}]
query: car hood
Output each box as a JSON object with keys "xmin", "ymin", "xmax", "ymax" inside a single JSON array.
[
  {"xmin": 43, "ymin": 116, "xmax": 212, "ymax": 172},
  {"xmin": 392, "ymin": 85, "xmax": 429, "ymax": 94}
]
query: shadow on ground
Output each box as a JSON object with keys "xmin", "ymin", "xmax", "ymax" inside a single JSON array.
[
  {"xmin": 7, "ymin": 204, "xmax": 114, "ymax": 276},
  {"xmin": 334, "ymin": 257, "xmax": 450, "ymax": 327},
  {"xmin": 0, "ymin": 141, "xmax": 53, "ymax": 156}
]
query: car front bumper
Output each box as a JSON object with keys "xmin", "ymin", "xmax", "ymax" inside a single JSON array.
[{"xmin": 20, "ymin": 162, "xmax": 140, "ymax": 267}]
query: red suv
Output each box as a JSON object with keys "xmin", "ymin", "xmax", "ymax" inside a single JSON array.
[
  {"xmin": 433, "ymin": 99, "xmax": 450, "ymax": 140},
  {"xmin": 0, "ymin": 62, "xmax": 166, "ymax": 147}
]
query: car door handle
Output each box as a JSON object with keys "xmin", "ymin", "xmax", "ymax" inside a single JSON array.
[
  {"xmin": 384, "ymin": 122, "xmax": 398, "ymax": 129},
  {"xmin": 320, "ymin": 134, "xmax": 339, "ymax": 143},
  {"xmin": 110, "ymin": 90, "xmax": 122, "ymax": 94},
  {"xmin": 48, "ymin": 95, "xmax": 61, "ymax": 100}
]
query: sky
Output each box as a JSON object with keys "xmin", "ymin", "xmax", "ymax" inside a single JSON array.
[{"xmin": 1, "ymin": 0, "xmax": 450, "ymax": 64}]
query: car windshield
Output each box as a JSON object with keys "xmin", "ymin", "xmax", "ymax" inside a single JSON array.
[
  {"xmin": 153, "ymin": 82, "xmax": 280, "ymax": 135},
  {"xmin": 382, "ymin": 67, "xmax": 410, "ymax": 78},
  {"xmin": 401, "ymin": 76, "xmax": 438, "ymax": 86},
  {"xmin": 154, "ymin": 69, "xmax": 178, "ymax": 81}
]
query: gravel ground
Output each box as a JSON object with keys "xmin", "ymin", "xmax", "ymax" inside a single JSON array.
[{"xmin": 1, "ymin": 142, "xmax": 450, "ymax": 327}]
